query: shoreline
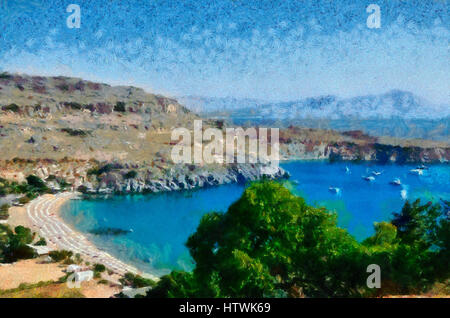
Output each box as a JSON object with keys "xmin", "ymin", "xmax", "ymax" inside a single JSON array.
[{"xmin": 19, "ymin": 192, "xmax": 158, "ymax": 281}]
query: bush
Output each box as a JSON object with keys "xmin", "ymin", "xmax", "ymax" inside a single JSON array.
[
  {"xmin": 93, "ymin": 263, "xmax": 106, "ymax": 273},
  {"xmin": 120, "ymin": 272, "xmax": 156, "ymax": 288},
  {"xmin": 114, "ymin": 101, "xmax": 126, "ymax": 112},
  {"xmin": 60, "ymin": 128, "xmax": 89, "ymax": 137},
  {"xmin": 49, "ymin": 250, "xmax": 73, "ymax": 262},
  {"xmin": 0, "ymin": 72, "xmax": 12, "ymax": 79},
  {"xmin": 87, "ymin": 164, "xmax": 114, "ymax": 176},
  {"xmin": 46, "ymin": 175, "xmax": 57, "ymax": 181},
  {"xmin": 0, "ymin": 204, "xmax": 9, "ymax": 220},
  {"xmin": 64, "ymin": 102, "xmax": 82, "ymax": 110},
  {"xmin": 18, "ymin": 196, "xmax": 31, "ymax": 205},
  {"xmin": 124, "ymin": 170, "xmax": 138, "ymax": 179},
  {"xmin": 74, "ymin": 253, "xmax": 82, "ymax": 264},
  {"xmin": 2, "ymin": 104, "xmax": 20, "ymax": 112},
  {"xmin": 26, "ymin": 175, "xmax": 47, "ymax": 191},
  {"xmin": 35, "ymin": 237, "xmax": 47, "ymax": 246}
]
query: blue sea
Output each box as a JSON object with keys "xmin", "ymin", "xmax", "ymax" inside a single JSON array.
[{"xmin": 60, "ymin": 161, "xmax": 450, "ymax": 276}]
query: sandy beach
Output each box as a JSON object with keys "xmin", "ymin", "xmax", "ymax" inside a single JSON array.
[
  {"xmin": 9, "ymin": 192, "xmax": 158, "ymax": 281},
  {"xmin": 0, "ymin": 259, "xmax": 66, "ymax": 290}
]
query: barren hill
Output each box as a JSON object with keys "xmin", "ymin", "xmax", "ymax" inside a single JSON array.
[
  {"xmin": 0, "ymin": 73, "xmax": 447, "ymax": 194},
  {"xmin": 0, "ymin": 73, "xmax": 286, "ymax": 193}
]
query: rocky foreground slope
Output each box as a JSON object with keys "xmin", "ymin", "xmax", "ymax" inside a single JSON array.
[{"xmin": 0, "ymin": 73, "xmax": 448, "ymax": 194}]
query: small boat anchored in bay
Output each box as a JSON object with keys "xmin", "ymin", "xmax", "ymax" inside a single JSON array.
[
  {"xmin": 409, "ymin": 168, "xmax": 424, "ymax": 176},
  {"xmin": 328, "ymin": 187, "xmax": 341, "ymax": 194}
]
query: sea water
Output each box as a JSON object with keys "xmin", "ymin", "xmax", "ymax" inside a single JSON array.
[{"xmin": 60, "ymin": 161, "xmax": 449, "ymax": 276}]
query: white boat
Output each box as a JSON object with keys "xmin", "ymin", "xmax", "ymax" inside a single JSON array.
[
  {"xmin": 400, "ymin": 189, "xmax": 408, "ymax": 200},
  {"xmin": 409, "ymin": 169, "xmax": 424, "ymax": 176},
  {"xmin": 328, "ymin": 187, "xmax": 340, "ymax": 194},
  {"xmin": 371, "ymin": 171, "xmax": 382, "ymax": 176},
  {"xmin": 390, "ymin": 178, "xmax": 401, "ymax": 186},
  {"xmin": 363, "ymin": 176, "xmax": 375, "ymax": 182},
  {"xmin": 345, "ymin": 166, "xmax": 350, "ymax": 174}
]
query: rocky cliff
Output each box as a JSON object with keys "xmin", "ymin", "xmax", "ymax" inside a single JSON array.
[{"xmin": 279, "ymin": 127, "xmax": 449, "ymax": 164}]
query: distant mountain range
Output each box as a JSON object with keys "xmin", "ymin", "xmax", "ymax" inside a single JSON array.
[
  {"xmin": 180, "ymin": 90, "xmax": 449, "ymax": 119},
  {"xmin": 179, "ymin": 91, "xmax": 449, "ymax": 141},
  {"xmin": 177, "ymin": 96, "xmax": 266, "ymax": 114}
]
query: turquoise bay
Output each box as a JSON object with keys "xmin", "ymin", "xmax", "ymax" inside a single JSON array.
[{"xmin": 60, "ymin": 161, "xmax": 450, "ymax": 276}]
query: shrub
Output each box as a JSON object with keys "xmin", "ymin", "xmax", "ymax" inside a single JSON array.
[
  {"xmin": 49, "ymin": 250, "xmax": 73, "ymax": 262},
  {"xmin": 114, "ymin": 101, "xmax": 126, "ymax": 112},
  {"xmin": 0, "ymin": 204, "xmax": 9, "ymax": 220},
  {"xmin": 0, "ymin": 72, "xmax": 12, "ymax": 79},
  {"xmin": 74, "ymin": 253, "xmax": 82, "ymax": 264},
  {"xmin": 2, "ymin": 104, "xmax": 20, "ymax": 112},
  {"xmin": 124, "ymin": 170, "xmax": 138, "ymax": 179},
  {"xmin": 120, "ymin": 272, "xmax": 156, "ymax": 288},
  {"xmin": 18, "ymin": 196, "xmax": 31, "ymax": 205},
  {"xmin": 26, "ymin": 175, "xmax": 47, "ymax": 190},
  {"xmin": 87, "ymin": 164, "xmax": 114, "ymax": 176},
  {"xmin": 34, "ymin": 237, "xmax": 47, "ymax": 246},
  {"xmin": 64, "ymin": 102, "xmax": 83, "ymax": 110},
  {"xmin": 46, "ymin": 175, "xmax": 57, "ymax": 181},
  {"xmin": 93, "ymin": 263, "xmax": 106, "ymax": 273},
  {"xmin": 87, "ymin": 168, "xmax": 100, "ymax": 176},
  {"xmin": 60, "ymin": 128, "xmax": 89, "ymax": 137}
]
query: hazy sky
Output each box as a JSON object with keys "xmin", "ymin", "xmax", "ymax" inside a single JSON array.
[{"xmin": 0, "ymin": 0, "xmax": 448, "ymax": 104}]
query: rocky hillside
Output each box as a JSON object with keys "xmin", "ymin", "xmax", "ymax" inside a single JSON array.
[
  {"xmin": 279, "ymin": 127, "xmax": 449, "ymax": 163},
  {"xmin": 0, "ymin": 73, "xmax": 447, "ymax": 195},
  {"xmin": 0, "ymin": 73, "xmax": 287, "ymax": 193}
]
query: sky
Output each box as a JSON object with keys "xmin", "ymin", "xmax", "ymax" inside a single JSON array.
[{"xmin": 0, "ymin": 0, "xmax": 448, "ymax": 104}]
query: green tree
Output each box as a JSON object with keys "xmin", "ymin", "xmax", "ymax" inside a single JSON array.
[
  {"xmin": 363, "ymin": 200, "xmax": 448, "ymax": 294},
  {"xmin": 362, "ymin": 222, "xmax": 398, "ymax": 246},
  {"xmin": 0, "ymin": 225, "xmax": 36, "ymax": 263},
  {"xmin": 146, "ymin": 271, "xmax": 196, "ymax": 298},
  {"xmin": 26, "ymin": 175, "xmax": 48, "ymax": 193},
  {"xmin": 391, "ymin": 199, "xmax": 441, "ymax": 247},
  {"xmin": 146, "ymin": 181, "xmax": 449, "ymax": 298},
  {"xmin": 148, "ymin": 181, "xmax": 367, "ymax": 298}
]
